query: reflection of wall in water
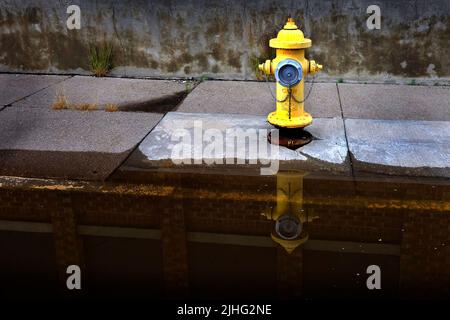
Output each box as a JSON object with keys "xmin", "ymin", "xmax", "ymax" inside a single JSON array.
[{"xmin": 0, "ymin": 174, "xmax": 448, "ymax": 298}]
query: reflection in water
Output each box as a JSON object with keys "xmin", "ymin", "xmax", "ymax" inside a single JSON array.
[
  {"xmin": 0, "ymin": 172, "xmax": 449, "ymax": 300},
  {"xmin": 263, "ymin": 172, "xmax": 318, "ymax": 253}
]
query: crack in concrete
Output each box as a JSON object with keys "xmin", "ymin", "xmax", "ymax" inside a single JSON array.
[
  {"xmin": 336, "ymin": 83, "xmax": 355, "ymax": 178},
  {"xmin": 6, "ymin": 75, "xmax": 74, "ymax": 108}
]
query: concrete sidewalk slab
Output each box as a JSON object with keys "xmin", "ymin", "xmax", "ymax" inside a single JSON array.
[
  {"xmin": 338, "ymin": 84, "xmax": 450, "ymax": 121},
  {"xmin": 0, "ymin": 74, "xmax": 70, "ymax": 106},
  {"xmin": 13, "ymin": 76, "xmax": 189, "ymax": 112},
  {"xmin": 176, "ymin": 81, "xmax": 341, "ymax": 118},
  {"xmin": 119, "ymin": 112, "xmax": 350, "ymax": 176},
  {"xmin": 0, "ymin": 108, "xmax": 163, "ymax": 180},
  {"xmin": 346, "ymin": 119, "xmax": 450, "ymax": 178}
]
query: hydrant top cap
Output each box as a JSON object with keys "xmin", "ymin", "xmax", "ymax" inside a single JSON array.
[{"xmin": 269, "ymin": 18, "xmax": 312, "ymax": 49}]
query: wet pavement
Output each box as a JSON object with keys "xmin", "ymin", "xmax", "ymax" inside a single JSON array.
[{"xmin": 121, "ymin": 112, "xmax": 349, "ymax": 175}]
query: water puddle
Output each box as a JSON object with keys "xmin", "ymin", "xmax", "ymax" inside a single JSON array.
[{"xmin": 0, "ymin": 170, "xmax": 449, "ymax": 300}]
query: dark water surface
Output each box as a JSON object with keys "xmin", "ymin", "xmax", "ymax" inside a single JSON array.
[{"xmin": 0, "ymin": 170, "xmax": 449, "ymax": 300}]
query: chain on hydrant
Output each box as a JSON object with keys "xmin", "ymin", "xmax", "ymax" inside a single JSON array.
[{"xmin": 259, "ymin": 18, "xmax": 323, "ymax": 129}]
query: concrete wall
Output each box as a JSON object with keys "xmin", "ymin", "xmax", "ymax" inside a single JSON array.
[{"xmin": 1, "ymin": 0, "xmax": 449, "ymax": 83}]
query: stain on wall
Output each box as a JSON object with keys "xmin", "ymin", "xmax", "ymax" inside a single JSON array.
[{"xmin": 0, "ymin": 0, "xmax": 449, "ymax": 81}]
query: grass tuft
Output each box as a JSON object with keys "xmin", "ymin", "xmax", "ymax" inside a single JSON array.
[
  {"xmin": 74, "ymin": 103, "xmax": 97, "ymax": 111},
  {"xmin": 52, "ymin": 89, "xmax": 69, "ymax": 110},
  {"xmin": 185, "ymin": 82, "xmax": 193, "ymax": 94},
  {"xmin": 89, "ymin": 43, "xmax": 114, "ymax": 77},
  {"xmin": 249, "ymin": 56, "xmax": 265, "ymax": 81},
  {"xmin": 198, "ymin": 75, "xmax": 209, "ymax": 83},
  {"xmin": 105, "ymin": 104, "xmax": 119, "ymax": 112}
]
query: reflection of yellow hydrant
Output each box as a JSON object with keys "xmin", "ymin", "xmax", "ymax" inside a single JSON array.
[
  {"xmin": 263, "ymin": 172, "xmax": 319, "ymax": 254},
  {"xmin": 259, "ymin": 18, "xmax": 323, "ymax": 129}
]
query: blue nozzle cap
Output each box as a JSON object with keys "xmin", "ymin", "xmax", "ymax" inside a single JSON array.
[{"xmin": 275, "ymin": 59, "xmax": 303, "ymax": 87}]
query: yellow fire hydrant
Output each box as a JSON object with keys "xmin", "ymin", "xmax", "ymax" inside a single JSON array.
[{"xmin": 259, "ymin": 18, "xmax": 323, "ymax": 129}]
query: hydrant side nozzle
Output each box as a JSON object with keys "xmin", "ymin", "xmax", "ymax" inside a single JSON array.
[
  {"xmin": 259, "ymin": 60, "xmax": 272, "ymax": 75},
  {"xmin": 258, "ymin": 63, "xmax": 265, "ymax": 72},
  {"xmin": 309, "ymin": 60, "xmax": 323, "ymax": 75}
]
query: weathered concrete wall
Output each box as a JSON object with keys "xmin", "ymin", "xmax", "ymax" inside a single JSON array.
[{"xmin": 0, "ymin": 0, "xmax": 449, "ymax": 83}]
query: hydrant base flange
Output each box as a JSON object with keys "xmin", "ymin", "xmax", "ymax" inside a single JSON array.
[
  {"xmin": 268, "ymin": 111, "xmax": 313, "ymax": 129},
  {"xmin": 268, "ymin": 128, "xmax": 313, "ymax": 150}
]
